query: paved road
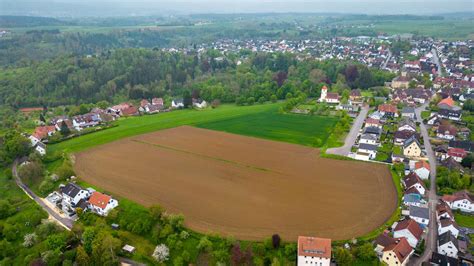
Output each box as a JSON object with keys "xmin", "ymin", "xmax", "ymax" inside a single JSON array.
[
  {"xmin": 12, "ymin": 159, "xmax": 73, "ymax": 230},
  {"xmin": 326, "ymin": 105, "xmax": 369, "ymax": 156},
  {"xmin": 431, "ymin": 48, "xmax": 443, "ymax": 77},
  {"xmin": 411, "ymin": 103, "xmax": 438, "ymax": 265},
  {"xmin": 382, "ymin": 50, "xmax": 392, "ymax": 69}
]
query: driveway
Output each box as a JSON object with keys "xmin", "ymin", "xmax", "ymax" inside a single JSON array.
[
  {"xmin": 411, "ymin": 103, "xmax": 438, "ymax": 265},
  {"xmin": 326, "ymin": 105, "xmax": 369, "ymax": 156},
  {"xmin": 12, "ymin": 159, "xmax": 73, "ymax": 230}
]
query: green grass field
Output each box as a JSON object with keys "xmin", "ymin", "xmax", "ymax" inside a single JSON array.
[
  {"xmin": 455, "ymin": 212, "xmax": 474, "ymax": 228},
  {"xmin": 48, "ymin": 103, "xmax": 339, "ymax": 156}
]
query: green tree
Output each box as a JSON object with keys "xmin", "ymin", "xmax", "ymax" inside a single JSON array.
[
  {"xmin": 247, "ymin": 97, "xmax": 255, "ymax": 105},
  {"xmin": 270, "ymin": 95, "xmax": 278, "ymax": 103},
  {"xmin": 258, "ymin": 96, "xmax": 266, "ymax": 104},
  {"xmin": 355, "ymin": 242, "xmax": 376, "ymax": 261},
  {"xmin": 334, "ymin": 247, "xmax": 353, "ymax": 265},
  {"xmin": 75, "ymin": 246, "xmax": 90, "ymax": 266}
]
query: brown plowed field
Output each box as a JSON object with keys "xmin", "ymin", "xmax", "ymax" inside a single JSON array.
[{"xmin": 74, "ymin": 126, "xmax": 397, "ymax": 241}]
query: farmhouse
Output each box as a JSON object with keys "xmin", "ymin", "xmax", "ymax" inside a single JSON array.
[
  {"xmin": 29, "ymin": 126, "xmax": 56, "ymax": 145},
  {"xmin": 381, "ymin": 237, "xmax": 413, "ymax": 266},
  {"xmin": 437, "ymin": 231, "xmax": 459, "ymax": 258},
  {"xmin": 88, "ymin": 191, "xmax": 118, "ymax": 216},
  {"xmin": 403, "ymin": 136, "xmax": 422, "ymax": 159},
  {"xmin": 441, "ymin": 190, "xmax": 474, "ymax": 213},
  {"xmin": 393, "ymin": 218, "xmax": 423, "ymax": 248},
  {"xmin": 297, "ymin": 236, "xmax": 331, "ymax": 266}
]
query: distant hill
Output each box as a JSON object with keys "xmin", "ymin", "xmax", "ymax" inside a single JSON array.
[{"xmin": 0, "ymin": 15, "xmax": 69, "ymax": 27}]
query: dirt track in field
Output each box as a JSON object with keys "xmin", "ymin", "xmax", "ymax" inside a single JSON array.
[{"xmin": 74, "ymin": 126, "xmax": 397, "ymax": 241}]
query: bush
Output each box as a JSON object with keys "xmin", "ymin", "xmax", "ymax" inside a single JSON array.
[
  {"xmin": 258, "ymin": 97, "xmax": 266, "ymax": 104},
  {"xmin": 197, "ymin": 236, "xmax": 213, "ymax": 252},
  {"xmin": 247, "ymin": 97, "xmax": 255, "ymax": 105},
  {"xmin": 152, "ymin": 244, "xmax": 170, "ymax": 263},
  {"xmin": 39, "ymin": 179, "xmax": 55, "ymax": 195},
  {"xmin": 270, "ymin": 95, "xmax": 278, "ymax": 103}
]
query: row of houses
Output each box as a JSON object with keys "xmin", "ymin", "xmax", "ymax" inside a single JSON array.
[{"xmin": 47, "ymin": 182, "xmax": 118, "ymax": 217}]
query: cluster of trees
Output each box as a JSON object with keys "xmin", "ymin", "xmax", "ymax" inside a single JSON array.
[
  {"xmin": 436, "ymin": 166, "xmax": 472, "ymax": 195},
  {"xmin": 0, "ymin": 130, "xmax": 31, "ymax": 166}
]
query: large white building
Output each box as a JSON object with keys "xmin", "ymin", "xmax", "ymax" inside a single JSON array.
[
  {"xmin": 297, "ymin": 236, "xmax": 331, "ymax": 266},
  {"xmin": 442, "ymin": 190, "xmax": 474, "ymax": 213}
]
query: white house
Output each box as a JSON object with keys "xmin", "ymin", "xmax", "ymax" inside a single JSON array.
[
  {"xmin": 408, "ymin": 205, "xmax": 430, "ymax": 226},
  {"xmin": 172, "ymin": 99, "xmax": 185, "ymax": 108},
  {"xmin": 437, "ymin": 231, "xmax": 459, "ymax": 258},
  {"xmin": 60, "ymin": 183, "xmax": 90, "ymax": 207},
  {"xmin": 297, "ymin": 236, "xmax": 331, "ymax": 266},
  {"xmin": 319, "ymin": 86, "xmax": 340, "ymax": 104},
  {"xmin": 402, "ymin": 173, "xmax": 426, "ymax": 196},
  {"xmin": 438, "ymin": 218, "xmax": 460, "ymax": 238},
  {"xmin": 398, "ymin": 119, "xmax": 417, "ymax": 132},
  {"xmin": 88, "ymin": 191, "xmax": 118, "ymax": 216},
  {"xmin": 437, "ymin": 202, "xmax": 455, "ymax": 222},
  {"xmin": 35, "ymin": 142, "xmax": 47, "ymax": 156},
  {"xmin": 414, "ymin": 161, "xmax": 430, "ymax": 180},
  {"xmin": 192, "ymin": 99, "xmax": 208, "ymax": 109},
  {"xmin": 393, "ymin": 218, "xmax": 423, "ymax": 248},
  {"xmin": 359, "ymin": 133, "xmax": 378, "ymax": 145},
  {"xmin": 441, "ymin": 190, "xmax": 474, "ymax": 213}
]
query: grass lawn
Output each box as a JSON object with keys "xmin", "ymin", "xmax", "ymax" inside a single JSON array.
[
  {"xmin": 455, "ymin": 212, "xmax": 474, "ymax": 228},
  {"xmin": 48, "ymin": 103, "xmax": 339, "ymax": 156}
]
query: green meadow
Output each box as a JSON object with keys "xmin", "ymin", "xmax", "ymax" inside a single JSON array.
[{"xmin": 48, "ymin": 103, "xmax": 339, "ymax": 155}]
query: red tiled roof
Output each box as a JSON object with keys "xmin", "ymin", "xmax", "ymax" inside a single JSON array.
[
  {"xmin": 394, "ymin": 219, "xmax": 423, "ymax": 240},
  {"xmin": 19, "ymin": 107, "xmax": 43, "ymax": 113},
  {"xmin": 448, "ymin": 148, "xmax": 467, "ymax": 158},
  {"xmin": 365, "ymin": 118, "xmax": 381, "ymax": 125},
  {"xmin": 33, "ymin": 126, "xmax": 56, "ymax": 140},
  {"xmin": 438, "ymin": 97, "xmax": 455, "ymax": 107},
  {"xmin": 383, "ymin": 237, "xmax": 413, "ymax": 264},
  {"xmin": 89, "ymin": 191, "xmax": 111, "ymax": 210},
  {"xmin": 442, "ymin": 190, "xmax": 474, "ymax": 204},
  {"xmin": 140, "ymin": 99, "xmax": 150, "ymax": 107},
  {"xmin": 378, "ymin": 104, "xmax": 398, "ymax": 113},
  {"xmin": 415, "ymin": 160, "xmax": 430, "ymax": 171},
  {"xmin": 326, "ymin": 92, "xmax": 339, "ymax": 100},
  {"xmin": 121, "ymin": 106, "xmax": 138, "ymax": 116},
  {"xmin": 298, "ymin": 236, "xmax": 331, "ymax": 258}
]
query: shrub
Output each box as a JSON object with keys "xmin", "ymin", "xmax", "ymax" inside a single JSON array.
[
  {"xmin": 247, "ymin": 97, "xmax": 255, "ymax": 105},
  {"xmin": 197, "ymin": 236, "xmax": 213, "ymax": 252},
  {"xmin": 270, "ymin": 95, "xmax": 278, "ymax": 103},
  {"xmin": 23, "ymin": 233, "xmax": 37, "ymax": 248}
]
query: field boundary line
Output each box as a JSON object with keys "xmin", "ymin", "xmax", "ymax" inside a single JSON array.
[{"xmin": 131, "ymin": 139, "xmax": 284, "ymax": 174}]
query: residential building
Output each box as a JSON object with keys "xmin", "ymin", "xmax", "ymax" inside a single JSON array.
[
  {"xmin": 378, "ymin": 104, "xmax": 399, "ymax": 118},
  {"xmin": 297, "ymin": 236, "xmax": 331, "ymax": 266},
  {"xmin": 438, "ymin": 108, "xmax": 462, "ymax": 121},
  {"xmin": 438, "ymin": 218, "xmax": 460, "ymax": 238},
  {"xmin": 401, "ymin": 107, "xmax": 416, "ymax": 119},
  {"xmin": 88, "ymin": 191, "xmax": 118, "ymax": 216},
  {"xmin": 60, "ymin": 183, "xmax": 90, "ymax": 209},
  {"xmin": 414, "ymin": 161, "xmax": 430, "ymax": 180},
  {"xmin": 382, "ymin": 237, "xmax": 413, "ymax": 266},
  {"xmin": 437, "ymin": 125, "xmax": 457, "ymax": 140},
  {"xmin": 172, "ymin": 98, "xmax": 185, "ymax": 108},
  {"xmin": 393, "ymin": 218, "xmax": 423, "ymax": 248},
  {"xmin": 441, "ymin": 190, "xmax": 474, "ymax": 213},
  {"xmin": 437, "ymin": 231, "xmax": 459, "ymax": 258},
  {"xmin": 402, "ymin": 172, "xmax": 426, "ymax": 195},
  {"xmin": 430, "ymin": 252, "xmax": 461, "ymax": 266},
  {"xmin": 403, "ymin": 136, "xmax": 422, "ymax": 158},
  {"xmin": 447, "ymin": 148, "xmax": 467, "ymax": 162},
  {"xmin": 408, "ymin": 205, "xmax": 430, "ymax": 226}
]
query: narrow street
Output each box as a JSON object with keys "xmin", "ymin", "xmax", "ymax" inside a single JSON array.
[
  {"xmin": 326, "ymin": 105, "xmax": 369, "ymax": 156},
  {"xmin": 431, "ymin": 47, "xmax": 443, "ymax": 77},
  {"xmin": 412, "ymin": 103, "xmax": 438, "ymax": 265},
  {"xmin": 12, "ymin": 159, "xmax": 73, "ymax": 230}
]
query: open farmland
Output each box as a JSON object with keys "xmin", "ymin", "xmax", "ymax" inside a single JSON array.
[
  {"xmin": 74, "ymin": 126, "xmax": 397, "ymax": 241},
  {"xmin": 48, "ymin": 103, "xmax": 338, "ymax": 154}
]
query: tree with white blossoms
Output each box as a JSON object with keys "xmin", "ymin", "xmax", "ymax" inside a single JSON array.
[
  {"xmin": 23, "ymin": 233, "xmax": 37, "ymax": 247},
  {"xmin": 152, "ymin": 244, "xmax": 169, "ymax": 263}
]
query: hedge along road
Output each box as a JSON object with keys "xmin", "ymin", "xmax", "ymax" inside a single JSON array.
[{"xmin": 73, "ymin": 126, "xmax": 397, "ymax": 241}]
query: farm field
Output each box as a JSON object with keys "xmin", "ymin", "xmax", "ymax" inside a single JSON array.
[
  {"xmin": 74, "ymin": 126, "xmax": 397, "ymax": 241},
  {"xmin": 48, "ymin": 103, "xmax": 338, "ymax": 155}
]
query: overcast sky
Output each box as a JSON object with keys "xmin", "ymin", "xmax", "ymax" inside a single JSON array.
[{"xmin": 1, "ymin": 0, "xmax": 473, "ymax": 17}]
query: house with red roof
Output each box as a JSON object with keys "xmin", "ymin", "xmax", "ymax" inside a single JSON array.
[
  {"xmin": 378, "ymin": 104, "xmax": 399, "ymax": 118},
  {"xmin": 319, "ymin": 86, "xmax": 340, "ymax": 104},
  {"xmin": 29, "ymin": 126, "xmax": 56, "ymax": 146},
  {"xmin": 382, "ymin": 237, "xmax": 413, "ymax": 266},
  {"xmin": 88, "ymin": 191, "xmax": 118, "ymax": 216},
  {"xmin": 414, "ymin": 161, "xmax": 430, "ymax": 180},
  {"xmin": 365, "ymin": 118, "xmax": 382, "ymax": 129},
  {"xmin": 393, "ymin": 219, "xmax": 423, "ymax": 248},
  {"xmin": 447, "ymin": 148, "xmax": 467, "ymax": 162},
  {"xmin": 437, "ymin": 202, "xmax": 455, "ymax": 222},
  {"xmin": 441, "ymin": 190, "xmax": 474, "ymax": 213},
  {"xmin": 402, "ymin": 173, "xmax": 426, "ymax": 196},
  {"xmin": 297, "ymin": 236, "xmax": 331, "ymax": 266},
  {"xmin": 437, "ymin": 97, "xmax": 455, "ymax": 110}
]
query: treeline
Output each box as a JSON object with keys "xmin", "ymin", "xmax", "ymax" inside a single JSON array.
[{"xmin": 0, "ymin": 49, "xmax": 395, "ymax": 109}]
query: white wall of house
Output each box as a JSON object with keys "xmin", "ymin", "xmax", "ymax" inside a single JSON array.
[
  {"xmin": 382, "ymin": 250, "xmax": 409, "ymax": 266},
  {"xmin": 448, "ymin": 199, "xmax": 474, "ymax": 213},
  {"xmin": 35, "ymin": 145, "xmax": 46, "ymax": 156},
  {"xmin": 438, "ymin": 225, "xmax": 459, "ymax": 238},
  {"xmin": 410, "ymin": 215, "xmax": 429, "ymax": 226},
  {"xmin": 438, "ymin": 242, "xmax": 458, "ymax": 258},
  {"xmin": 297, "ymin": 255, "xmax": 330, "ymax": 266},
  {"xmin": 393, "ymin": 230, "xmax": 419, "ymax": 248}
]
